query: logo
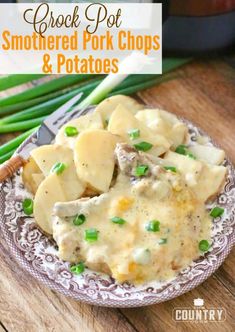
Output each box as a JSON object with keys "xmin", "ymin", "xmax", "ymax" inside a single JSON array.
[
  {"xmin": 172, "ymin": 299, "xmax": 226, "ymax": 323},
  {"xmin": 193, "ymin": 298, "xmax": 204, "ymax": 307}
]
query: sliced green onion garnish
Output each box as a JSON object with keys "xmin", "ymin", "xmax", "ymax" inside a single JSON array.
[
  {"xmin": 175, "ymin": 145, "xmax": 196, "ymax": 160},
  {"xmin": 135, "ymin": 164, "xmax": 149, "ymax": 177},
  {"xmin": 187, "ymin": 152, "xmax": 196, "ymax": 160},
  {"xmin": 85, "ymin": 228, "xmax": 99, "ymax": 242},
  {"xmin": 65, "ymin": 126, "xmax": 78, "ymax": 137},
  {"xmin": 210, "ymin": 206, "xmax": 224, "ymax": 218},
  {"xmin": 199, "ymin": 240, "xmax": 210, "ymax": 252},
  {"xmin": 22, "ymin": 198, "xmax": 34, "ymax": 215},
  {"xmin": 51, "ymin": 162, "xmax": 66, "ymax": 175},
  {"xmin": 134, "ymin": 141, "xmax": 153, "ymax": 152},
  {"xmin": 105, "ymin": 119, "xmax": 109, "ymax": 127},
  {"xmin": 70, "ymin": 262, "xmax": 85, "ymax": 275},
  {"xmin": 158, "ymin": 238, "xmax": 167, "ymax": 245},
  {"xmin": 128, "ymin": 128, "xmax": 140, "ymax": 140},
  {"xmin": 111, "ymin": 216, "xmax": 126, "ymax": 225},
  {"xmin": 164, "ymin": 166, "xmax": 177, "ymax": 173},
  {"xmin": 73, "ymin": 214, "xmax": 86, "ymax": 226},
  {"xmin": 175, "ymin": 145, "xmax": 187, "ymax": 155},
  {"xmin": 145, "ymin": 220, "xmax": 160, "ymax": 232}
]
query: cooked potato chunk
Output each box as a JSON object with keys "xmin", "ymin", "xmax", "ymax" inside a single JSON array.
[
  {"xmin": 136, "ymin": 109, "xmax": 170, "ymax": 135},
  {"xmin": 158, "ymin": 109, "xmax": 180, "ymax": 125},
  {"xmin": 22, "ymin": 157, "xmax": 44, "ymax": 194},
  {"xmin": 95, "ymin": 95, "xmax": 143, "ymax": 125},
  {"xmin": 74, "ymin": 129, "xmax": 120, "ymax": 192},
  {"xmin": 32, "ymin": 173, "xmax": 44, "ymax": 189},
  {"xmin": 192, "ymin": 163, "xmax": 227, "ymax": 202},
  {"xmin": 164, "ymin": 151, "xmax": 203, "ymax": 187},
  {"xmin": 31, "ymin": 145, "xmax": 75, "ymax": 176},
  {"xmin": 135, "ymin": 109, "xmax": 188, "ymax": 148},
  {"xmin": 34, "ymin": 173, "xmax": 67, "ymax": 234},
  {"xmin": 108, "ymin": 105, "xmax": 170, "ymax": 156},
  {"xmin": 55, "ymin": 112, "xmax": 103, "ymax": 149},
  {"xmin": 187, "ymin": 144, "xmax": 225, "ymax": 165},
  {"xmin": 164, "ymin": 150, "xmax": 226, "ymax": 201},
  {"xmin": 31, "ymin": 144, "xmax": 85, "ymax": 200},
  {"xmin": 170, "ymin": 123, "xmax": 188, "ymax": 149}
]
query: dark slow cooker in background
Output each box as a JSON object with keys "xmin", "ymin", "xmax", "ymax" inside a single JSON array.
[{"xmin": 161, "ymin": 0, "xmax": 235, "ymax": 54}]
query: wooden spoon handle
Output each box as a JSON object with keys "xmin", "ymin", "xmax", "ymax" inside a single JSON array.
[{"xmin": 0, "ymin": 155, "xmax": 25, "ymax": 182}]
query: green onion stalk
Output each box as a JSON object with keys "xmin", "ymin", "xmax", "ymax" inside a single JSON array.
[
  {"xmin": 77, "ymin": 52, "xmax": 154, "ymax": 109},
  {"xmin": 0, "ymin": 74, "xmax": 46, "ymax": 92},
  {"xmin": 111, "ymin": 72, "xmax": 176, "ymax": 97},
  {"xmin": 0, "ymin": 74, "xmax": 96, "ymax": 107},
  {"xmin": 0, "ymin": 75, "xmax": 104, "ymax": 116},
  {"xmin": 0, "ymin": 127, "xmax": 37, "ymax": 156},
  {"xmin": 0, "ymin": 86, "xmax": 81, "ymax": 116},
  {"xmin": 0, "ymin": 78, "xmax": 104, "ymax": 124},
  {"xmin": 0, "ymin": 149, "xmax": 16, "ymax": 164},
  {"xmin": 0, "ymin": 117, "xmax": 45, "ymax": 134},
  {"xmin": 78, "ymin": 56, "xmax": 191, "ymax": 109}
]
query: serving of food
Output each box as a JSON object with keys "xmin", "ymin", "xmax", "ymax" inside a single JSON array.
[{"xmin": 0, "ymin": 95, "xmax": 234, "ymax": 306}]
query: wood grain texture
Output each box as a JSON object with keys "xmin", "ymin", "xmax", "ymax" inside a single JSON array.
[
  {"xmin": 0, "ymin": 232, "xmax": 136, "ymax": 332},
  {"xmin": 121, "ymin": 251, "xmax": 235, "ymax": 332},
  {"xmin": 0, "ymin": 59, "xmax": 234, "ymax": 332}
]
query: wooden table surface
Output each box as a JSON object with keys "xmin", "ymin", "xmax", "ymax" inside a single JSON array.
[{"xmin": 0, "ymin": 59, "xmax": 234, "ymax": 332}]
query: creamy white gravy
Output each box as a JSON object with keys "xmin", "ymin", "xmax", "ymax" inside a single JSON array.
[{"xmin": 53, "ymin": 168, "xmax": 211, "ymax": 284}]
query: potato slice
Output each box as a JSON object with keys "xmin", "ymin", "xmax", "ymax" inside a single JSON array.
[
  {"xmin": 32, "ymin": 173, "xmax": 44, "ymax": 189},
  {"xmin": 55, "ymin": 112, "xmax": 103, "ymax": 149},
  {"xmin": 34, "ymin": 173, "xmax": 67, "ymax": 234},
  {"xmin": 187, "ymin": 144, "xmax": 225, "ymax": 165},
  {"xmin": 108, "ymin": 105, "xmax": 170, "ymax": 156},
  {"xmin": 158, "ymin": 109, "xmax": 180, "ymax": 125},
  {"xmin": 74, "ymin": 129, "xmax": 120, "ymax": 192},
  {"xmin": 164, "ymin": 151, "xmax": 203, "ymax": 187},
  {"xmin": 192, "ymin": 163, "xmax": 227, "ymax": 202},
  {"xmin": 31, "ymin": 145, "xmax": 75, "ymax": 176},
  {"xmin": 22, "ymin": 157, "xmax": 44, "ymax": 194},
  {"xmin": 135, "ymin": 109, "xmax": 188, "ymax": 148},
  {"xmin": 136, "ymin": 109, "xmax": 171, "ymax": 135},
  {"xmin": 95, "ymin": 95, "xmax": 143, "ymax": 125},
  {"xmin": 170, "ymin": 123, "xmax": 188, "ymax": 149},
  {"xmin": 31, "ymin": 144, "xmax": 85, "ymax": 200}
]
